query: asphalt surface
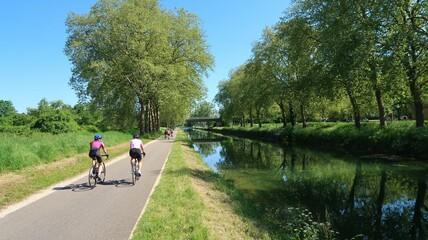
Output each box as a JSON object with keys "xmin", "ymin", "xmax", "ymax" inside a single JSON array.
[{"xmin": 0, "ymin": 137, "xmax": 174, "ymax": 240}]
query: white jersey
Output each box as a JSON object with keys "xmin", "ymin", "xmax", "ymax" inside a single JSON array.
[{"xmin": 130, "ymin": 139, "xmax": 143, "ymax": 149}]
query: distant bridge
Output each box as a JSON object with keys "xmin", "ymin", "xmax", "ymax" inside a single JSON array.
[{"xmin": 186, "ymin": 116, "xmax": 222, "ymax": 126}]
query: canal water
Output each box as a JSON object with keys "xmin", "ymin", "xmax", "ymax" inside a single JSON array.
[{"xmin": 185, "ymin": 128, "xmax": 428, "ymax": 240}]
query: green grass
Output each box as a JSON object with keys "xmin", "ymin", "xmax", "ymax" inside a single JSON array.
[
  {"xmin": 0, "ymin": 131, "xmax": 132, "ymax": 172},
  {"xmin": 131, "ymin": 130, "xmax": 209, "ymax": 239}
]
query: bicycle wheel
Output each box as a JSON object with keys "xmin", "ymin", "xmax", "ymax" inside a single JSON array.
[
  {"xmin": 88, "ymin": 166, "xmax": 96, "ymax": 188},
  {"xmin": 98, "ymin": 162, "xmax": 106, "ymax": 183}
]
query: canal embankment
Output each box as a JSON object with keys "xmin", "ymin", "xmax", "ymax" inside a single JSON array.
[{"xmin": 207, "ymin": 121, "xmax": 428, "ymax": 160}]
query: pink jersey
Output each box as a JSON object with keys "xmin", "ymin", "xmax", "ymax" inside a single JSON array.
[
  {"xmin": 130, "ymin": 139, "xmax": 143, "ymax": 149},
  {"xmin": 90, "ymin": 140, "xmax": 104, "ymax": 150}
]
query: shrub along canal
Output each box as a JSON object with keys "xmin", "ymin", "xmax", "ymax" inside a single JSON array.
[{"xmin": 185, "ymin": 128, "xmax": 428, "ymax": 239}]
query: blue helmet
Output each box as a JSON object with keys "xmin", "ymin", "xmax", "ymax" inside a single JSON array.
[{"xmin": 94, "ymin": 134, "xmax": 102, "ymax": 140}]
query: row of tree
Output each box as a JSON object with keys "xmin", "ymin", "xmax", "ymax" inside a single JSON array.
[
  {"xmin": 0, "ymin": 99, "xmax": 104, "ymax": 134},
  {"xmin": 215, "ymin": 0, "xmax": 428, "ymax": 129},
  {"xmin": 0, "ymin": 97, "xmax": 215, "ymax": 135},
  {"xmin": 65, "ymin": 0, "xmax": 213, "ymax": 134}
]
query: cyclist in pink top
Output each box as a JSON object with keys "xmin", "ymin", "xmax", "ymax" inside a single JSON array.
[
  {"xmin": 89, "ymin": 134, "xmax": 108, "ymax": 180},
  {"xmin": 129, "ymin": 134, "xmax": 145, "ymax": 177}
]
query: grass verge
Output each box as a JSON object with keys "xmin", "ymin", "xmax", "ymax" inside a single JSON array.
[{"xmin": 131, "ymin": 129, "xmax": 269, "ymax": 239}]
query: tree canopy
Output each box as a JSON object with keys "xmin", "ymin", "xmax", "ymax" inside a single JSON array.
[
  {"xmin": 0, "ymin": 100, "xmax": 17, "ymax": 117},
  {"xmin": 215, "ymin": 0, "xmax": 428, "ymax": 129},
  {"xmin": 65, "ymin": 0, "xmax": 213, "ymax": 133}
]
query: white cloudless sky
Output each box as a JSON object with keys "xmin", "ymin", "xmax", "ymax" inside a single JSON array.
[{"xmin": 0, "ymin": 0, "xmax": 291, "ymax": 113}]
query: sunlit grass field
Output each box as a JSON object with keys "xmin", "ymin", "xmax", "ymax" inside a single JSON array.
[{"xmin": 0, "ymin": 131, "xmax": 133, "ymax": 173}]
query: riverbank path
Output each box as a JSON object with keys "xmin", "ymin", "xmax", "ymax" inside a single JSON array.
[{"xmin": 0, "ymin": 137, "xmax": 174, "ymax": 240}]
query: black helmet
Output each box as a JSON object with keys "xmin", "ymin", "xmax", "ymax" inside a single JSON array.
[{"xmin": 133, "ymin": 134, "xmax": 139, "ymax": 139}]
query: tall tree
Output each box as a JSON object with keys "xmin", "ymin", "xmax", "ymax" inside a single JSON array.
[
  {"xmin": 65, "ymin": 0, "xmax": 213, "ymax": 133},
  {"xmin": 275, "ymin": 17, "xmax": 319, "ymax": 128},
  {"xmin": 0, "ymin": 100, "xmax": 17, "ymax": 117},
  {"xmin": 387, "ymin": 0, "xmax": 428, "ymax": 127},
  {"xmin": 296, "ymin": 0, "xmax": 381, "ymax": 129},
  {"xmin": 215, "ymin": 67, "xmax": 249, "ymax": 126},
  {"xmin": 252, "ymin": 27, "xmax": 293, "ymax": 127}
]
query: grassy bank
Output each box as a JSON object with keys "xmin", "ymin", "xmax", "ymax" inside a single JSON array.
[
  {"xmin": 0, "ymin": 131, "xmax": 132, "ymax": 172},
  {"xmin": 210, "ymin": 121, "xmax": 428, "ymax": 160},
  {"xmin": 0, "ymin": 131, "xmax": 160, "ymax": 210},
  {"xmin": 133, "ymin": 129, "xmax": 338, "ymax": 239},
  {"xmin": 131, "ymin": 129, "xmax": 269, "ymax": 239}
]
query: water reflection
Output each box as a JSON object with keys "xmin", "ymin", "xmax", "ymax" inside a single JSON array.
[{"xmin": 186, "ymin": 129, "xmax": 428, "ymax": 239}]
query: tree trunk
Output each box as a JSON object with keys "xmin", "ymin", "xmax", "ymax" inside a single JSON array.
[
  {"xmin": 375, "ymin": 87, "xmax": 387, "ymax": 128},
  {"xmin": 347, "ymin": 90, "xmax": 361, "ymax": 129},
  {"xmin": 278, "ymin": 100, "xmax": 287, "ymax": 128},
  {"xmin": 370, "ymin": 61, "xmax": 387, "ymax": 129},
  {"xmin": 289, "ymin": 102, "xmax": 296, "ymax": 127},
  {"xmin": 153, "ymin": 106, "xmax": 160, "ymax": 131},
  {"xmin": 401, "ymin": 7, "xmax": 425, "ymax": 128},
  {"xmin": 138, "ymin": 98, "xmax": 145, "ymax": 135},
  {"xmin": 249, "ymin": 108, "xmax": 254, "ymax": 127},
  {"xmin": 256, "ymin": 109, "xmax": 262, "ymax": 127},
  {"xmin": 410, "ymin": 81, "xmax": 425, "ymax": 128},
  {"xmin": 300, "ymin": 104, "xmax": 307, "ymax": 128}
]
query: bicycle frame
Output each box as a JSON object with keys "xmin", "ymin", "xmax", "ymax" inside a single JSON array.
[
  {"xmin": 131, "ymin": 158, "xmax": 139, "ymax": 185},
  {"xmin": 88, "ymin": 154, "xmax": 108, "ymax": 188}
]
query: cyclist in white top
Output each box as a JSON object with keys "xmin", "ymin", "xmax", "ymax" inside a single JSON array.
[{"xmin": 129, "ymin": 134, "xmax": 145, "ymax": 177}]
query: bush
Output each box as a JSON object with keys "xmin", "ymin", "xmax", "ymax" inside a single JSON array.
[{"xmin": 31, "ymin": 110, "xmax": 80, "ymax": 134}]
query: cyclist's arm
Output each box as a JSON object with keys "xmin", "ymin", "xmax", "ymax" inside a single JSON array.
[
  {"xmin": 140, "ymin": 143, "xmax": 145, "ymax": 155},
  {"xmin": 101, "ymin": 145, "xmax": 108, "ymax": 155}
]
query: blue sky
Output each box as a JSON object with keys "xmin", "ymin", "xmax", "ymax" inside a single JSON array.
[{"xmin": 0, "ymin": 0, "xmax": 291, "ymax": 113}]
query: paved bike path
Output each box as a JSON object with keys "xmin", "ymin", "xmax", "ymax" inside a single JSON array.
[{"xmin": 0, "ymin": 137, "xmax": 174, "ymax": 240}]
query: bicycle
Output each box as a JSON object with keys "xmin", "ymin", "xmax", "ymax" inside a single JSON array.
[
  {"xmin": 88, "ymin": 154, "xmax": 108, "ymax": 188},
  {"xmin": 131, "ymin": 153, "xmax": 145, "ymax": 185}
]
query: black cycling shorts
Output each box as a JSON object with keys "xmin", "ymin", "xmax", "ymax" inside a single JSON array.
[
  {"xmin": 129, "ymin": 148, "xmax": 143, "ymax": 160},
  {"xmin": 89, "ymin": 149, "xmax": 102, "ymax": 163}
]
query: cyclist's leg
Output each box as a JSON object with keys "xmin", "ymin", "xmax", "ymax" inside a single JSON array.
[
  {"xmin": 130, "ymin": 158, "xmax": 135, "ymax": 172},
  {"xmin": 90, "ymin": 157, "xmax": 97, "ymax": 174},
  {"xmin": 137, "ymin": 159, "xmax": 142, "ymax": 175},
  {"xmin": 97, "ymin": 161, "xmax": 103, "ymax": 176},
  {"xmin": 94, "ymin": 156, "xmax": 103, "ymax": 179}
]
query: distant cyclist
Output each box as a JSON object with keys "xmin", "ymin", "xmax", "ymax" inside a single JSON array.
[
  {"xmin": 89, "ymin": 134, "xmax": 108, "ymax": 180},
  {"xmin": 129, "ymin": 134, "xmax": 146, "ymax": 177}
]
